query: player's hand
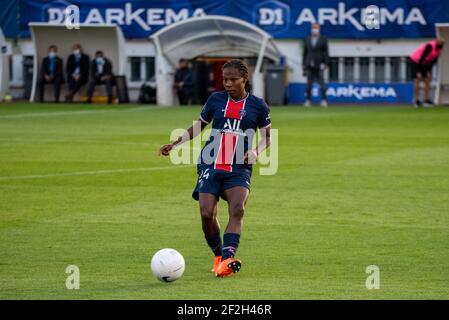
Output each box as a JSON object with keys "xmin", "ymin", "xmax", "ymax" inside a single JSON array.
[
  {"xmin": 243, "ymin": 150, "xmax": 258, "ymax": 164},
  {"xmin": 159, "ymin": 143, "xmax": 175, "ymax": 156}
]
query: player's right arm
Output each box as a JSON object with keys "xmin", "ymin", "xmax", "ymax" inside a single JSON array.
[
  {"xmin": 159, "ymin": 93, "xmax": 215, "ymax": 156},
  {"xmin": 159, "ymin": 120, "xmax": 208, "ymax": 156}
]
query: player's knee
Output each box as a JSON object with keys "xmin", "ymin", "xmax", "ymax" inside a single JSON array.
[
  {"xmin": 200, "ymin": 205, "xmax": 215, "ymax": 220},
  {"xmin": 229, "ymin": 202, "xmax": 244, "ymax": 219}
]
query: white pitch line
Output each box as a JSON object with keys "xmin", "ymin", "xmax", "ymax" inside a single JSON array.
[
  {"xmin": 0, "ymin": 137, "xmax": 161, "ymax": 148},
  {"xmin": 0, "ymin": 164, "xmax": 194, "ymax": 180},
  {"xmin": 0, "ymin": 106, "xmax": 172, "ymax": 119}
]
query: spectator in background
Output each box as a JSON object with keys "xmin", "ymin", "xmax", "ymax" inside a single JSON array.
[
  {"xmin": 86, "ymin": 51, "xmax": 114, "ymax": 104},
  {"xmin": 174, "ymin": 58, "xmax": 193, "ymax": 105},
  {"xmin": 409, "ymin": 38, "xmax": 445, "ymax": 108},
  {"xmin": 207, "ymin": 67, "xmax": 216, "ymax": 98},
  {"xmin": 302, "ymin": 23, "xmax": 329, "ymax": 107},
  {"xmin": 38, "ymin": 45, "xmax": 64, "ymax": 103},
  {"xmin": 65, "ymin": 44, "xmax": 90, "ymax": 102}
]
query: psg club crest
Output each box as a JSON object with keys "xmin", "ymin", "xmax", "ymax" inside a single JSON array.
[{"xmin": 239, "ymin": 109, "xmax": 247, "ymax": 118}]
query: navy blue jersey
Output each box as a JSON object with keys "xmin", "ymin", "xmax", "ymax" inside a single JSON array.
[{"xmin": 198, "ymin": 91, "xmax": 271, "ymax": 173}]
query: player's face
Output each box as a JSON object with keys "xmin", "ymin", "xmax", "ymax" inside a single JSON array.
[{"xmin": 223, "ymin": 67, "xmax": 247, "ymax": 99}]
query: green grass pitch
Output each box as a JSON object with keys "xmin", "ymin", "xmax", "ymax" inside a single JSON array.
[{"xmin": 0, "ymin": 103, "xmax": 448, "ymax": 299}]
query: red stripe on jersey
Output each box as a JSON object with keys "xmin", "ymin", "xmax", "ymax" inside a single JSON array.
[
  {"xmin": 224, "ymin": 98, "xmax": 245, "ymax": 119},
  {"xmin": 214, "ymin": 132, "xmax": 238, "ymax": 172}
]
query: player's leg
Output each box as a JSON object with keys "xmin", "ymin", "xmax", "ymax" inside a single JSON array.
[
  {"xmin": 199, "ymin": 194, "xmax": 220, "ymax": 235},
  {"xmin": 199, "ymin": 193, "xmax": 222, "ymax": 256},
  {"xmin": 223, "ymin": 186, "xmax": 249, "ymax": 235},
  {"xmin": 215, "ymin": 186, "xmax": 249, "ymax": 277},
  {"xmin": 199, "ymin": 193, "xmax": 222, "ymax": 272}
]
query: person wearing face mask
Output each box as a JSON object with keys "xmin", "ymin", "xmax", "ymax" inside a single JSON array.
[
  {"xmin": 65, "ymin": 44, "xmax": 90, "ymax": 102},
  {"xmin": 38, "ymin": 45, "xmax": 64, "ymax": 103},
  {"xmin": 302, "ymin": 23, "xmax": 329, "ymax": 107},
  {"xmin": 409, "ymin": 38, "xmax": 445, "ymax": 108},
  {"xmin": 86, "ymin": 50, "xmax": 114, "ymax": 104}
]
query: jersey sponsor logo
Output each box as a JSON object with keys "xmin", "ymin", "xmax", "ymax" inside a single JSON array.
[{"xmin": 223, "ymin": 119, "xmax": 241, "ymax": 131}]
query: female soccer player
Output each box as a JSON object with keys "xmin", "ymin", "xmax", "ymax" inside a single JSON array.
[{"xmin": 159, "ymin": 59, "xmax": 272, "ymax": 277}]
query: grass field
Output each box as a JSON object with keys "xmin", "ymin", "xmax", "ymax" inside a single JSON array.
[{"xmin": 0, "ymin": 102, "xmax": 448, "ymax": 299}]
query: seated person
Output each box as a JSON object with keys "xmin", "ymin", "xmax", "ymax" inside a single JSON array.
[
  {"xmin": 65, "ymin": 44, "xmax": 90, "ymax": 102},
  {"xmin": 38, "ymin": 45, "xmax": 64, "ymax": 103},
  {"xmin": 86, "ymin": 51, "xmax": 114, "ymax": 104}
]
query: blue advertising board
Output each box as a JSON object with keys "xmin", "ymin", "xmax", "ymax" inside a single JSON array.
[
  {"xmin": 288, "ymin": 83, "xmax": 414, "ymax": 104},
  {"xmin": 0, "ymin": 0, "xmax": 446, "ymax": 39},
  {"xmin": 0, "ymin": 0, "xmax": 19, "ymax": 38}
]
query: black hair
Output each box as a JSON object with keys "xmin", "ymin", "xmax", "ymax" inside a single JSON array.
[
  {"xmin": 95, "ymin": 50, "xmax": 104, "ymax": 56},
  {"xmin": 48, "ymin": 45, "xmax": 57, "ymax": 51},
  {"xmin": 222, "ymin": 59, "xmax": 251, "ymax": 93}
]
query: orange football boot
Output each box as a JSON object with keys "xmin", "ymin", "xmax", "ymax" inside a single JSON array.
[
  {"xmin": 215, "ymin": 257, "xmax": 242, "ymax": 277},
  {"xmin": 211, "ymin": 256, "xmax": 222, "ymax": 273}
]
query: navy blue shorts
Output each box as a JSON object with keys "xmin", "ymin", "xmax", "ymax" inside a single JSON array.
[{"xmin": 192, "ymin": 166, "xmax": 252, "ymax": 201}]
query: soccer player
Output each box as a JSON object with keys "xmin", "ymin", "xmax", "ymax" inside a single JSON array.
[
  {"xmin": 409, "ymin": 38, "xmax": 445, "ymax": 108},
  {"xmin": 159, "ymin": 59, "xmax": 272, "ymax": 277}
]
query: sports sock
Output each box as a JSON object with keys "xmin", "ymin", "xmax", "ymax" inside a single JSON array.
[
  {"xmin": 222, "ymin": 233, "xmax": 240, "ymax": 260},
  {"xmin": 205, "ymin": 233, "xmax": 222, "ymax": 257}
]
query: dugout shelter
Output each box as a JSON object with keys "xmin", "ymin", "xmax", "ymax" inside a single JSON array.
[
  {"xmin": 29, "ymin": 23, "xmax": 126, "ymax": 102},
  {"xmin": 150, "ymin": 15, "xmax": 282, "ymax": 106}
]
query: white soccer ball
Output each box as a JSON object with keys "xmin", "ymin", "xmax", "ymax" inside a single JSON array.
[{"xmin": 150, "ymin": 248, "xmax": 185, "ymax": 283}]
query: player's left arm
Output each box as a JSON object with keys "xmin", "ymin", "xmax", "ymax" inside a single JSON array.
[
  {"xmin": 244, "ymin": 125, "xmax": 272, "ymax": 164},
  {"xmin": 244, "ymin": 102, "xmax": 272, "ymax": 164}
]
